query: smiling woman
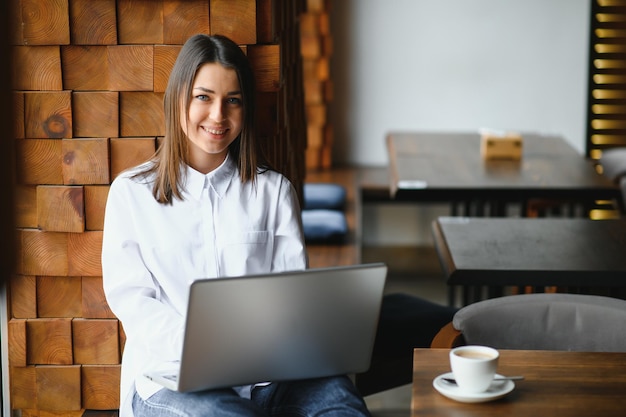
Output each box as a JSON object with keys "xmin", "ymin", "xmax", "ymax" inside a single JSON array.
[
  {"xmin": 182, "ymin": 63, "xmax": 243, "ymax": 174},
  {"xmin": 101, "ymin": 33, "xmax": 372, "ymax": 417}
]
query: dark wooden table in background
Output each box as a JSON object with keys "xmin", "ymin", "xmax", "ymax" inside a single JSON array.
[
  {"xmin": 387, "ymin": 132, "xmax": 620, "ymax": 215},
  {"xmin": 432, "ymin": 216, "xmax": 626, "ymax": 304},
  {"xmin": 412, "ymin": 348, "xmax": 626, "ymax": 417}
]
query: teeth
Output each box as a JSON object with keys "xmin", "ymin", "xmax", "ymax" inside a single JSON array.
[{"xmin": 204, "ymin": 127, "xmax": 226, "ymax": 135}]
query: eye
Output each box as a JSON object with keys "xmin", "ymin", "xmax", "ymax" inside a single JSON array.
[
  {"xmin": 195, "ymin": 94, "xmax": 209, "ymax": 102},
  {"xmin": 226, "ymin": 97, "xmax": 242, "ymax": 106}
]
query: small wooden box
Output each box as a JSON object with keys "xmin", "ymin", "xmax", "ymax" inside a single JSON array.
[{"xmin": 480, "ymin": 130, "xmax": 523, "ymax": 160}]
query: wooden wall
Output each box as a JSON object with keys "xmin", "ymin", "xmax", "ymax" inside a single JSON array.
[
  {"xmin": 7, "ymin": 0, "xmax": 306, "ymax": 414},
  {"xmin": 301, "ymin": 0, "xmax": 333, "ymax": 170}
]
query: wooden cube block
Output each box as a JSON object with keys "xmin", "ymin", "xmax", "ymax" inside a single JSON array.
[
  {"xmin": 304, "ymin": 79, "xmax": 323, "ymax": 105},
  {"xmin": 154, "ymin": 45, "xmax": 181, "ymax": 93},
  {"xmin": 108, "ymin": 45, "xmax": 154, "ymax": 91},
  {"xmin": 10, "ymin": 366, "xmax": 37, "ymax": 410},
  {"xmin": 300, "ymin": 34, "xmax": 321, "ymax": 59},
  {"xmin": 36, "ymin": 365, "xmax": 82, "ymax": 411},
  {"xmin": 82, "ymin": 276, "xmax": 116, "ymax": 319},
  {"xmin": 15, "ymin": 185, "xmax": 38, "ymax": 228},
  {"xmin": 37, "ymin": 276, "xmax": 82, "ymax": 318},
  {"xmin": 307, "ymin": 125, "xmax": 323, "ymax": 148},
  {"xmin": 110, "ymin": 137, "xmax": 156, "ymax": 179},
  {"xmin": 480, "ymin": 130, "xmax": 523, "ymax": 160},
  {"xmin": 317, "ymin": 57, "xmax": 330, "ymax": 81},
  {"xmin": 12, "ymin": 46, "xmax": 63, "ymax": 91},
  {"xmin": 210, "ymin": 0, "xmax": 256, "ymax": 45},
  {"xmin": 24, "ymin": 91, "xmax": 72, "ymax": 139},
  {"xmin": 319, "ymin": 12, "xmax": 331, "ymax": 36},
  {"xmin": 119, "ymin": 321, "xmax": 127, "ymax": 354},
  {"xmin": 14, "ymin": 92, "xmax": 25, "ymax": 138},
  {"xmin": 323, "ymin": 123, "xmax": 333, "ymax": 148},
  {"xmin": 320, "ymin": 142, "xmax": 332, "ymax": 170},
  {"xmin": 163, "ymin": 0, "xmax": 209, "ymax": 45},
  {"xmin": 248, "ymin": 45, "xmax": 280, "ymax": 92},
  {"xmin": 73, "ymin": 319, "xmax": 120, "ymax": 364},
  {"xmin": 85, "ymin": 186, "xmax": 110, "ymax": 231},
  {"xmin": 117, "ymin": 0, "xmax": 164, "ymax": 44},
  {"xmin": 120, "ymin": 92, "xmax": 165, "ymax": 137},
  {"xmin": 37, "ymin": 185, "xmax": 85, "ymax": 233},
  {"xmin": 68, "ymin": 231, "xmax": 103, "ymax": 277},
  {"xmin": 81, "ymin": 365, "xmax": 121, "ymax": 409},
  {"xmin": 300, "ymin": 13, "xmax": 319, "ymax": 37},
  {"xmin": 72, "ymin": 91, "xmax": 119, "ymax": 138},
  {"xmin": 62, "ymin": 46, "xmax": 110, "ymax": 91},
  {"xmin": 10, "ymin": 274, "xmax": 37, "ymax": 318},
  {"xmin": 27, "ymin": 318, "xmax": 73, "ymax": 365},
  {"xmin": 62, "ymin": 138, "xmax": 110, "ymax": 185},
  {"xmin": 306, "ymin": 103, "xmax": 326, "ymax": 126},
  {"xmin": 321, "ymin": 34, "xmax": 333, "ymax": 57},
  {"xmin": 9, "ymin": 0, "xmax": 24, "ymax": 45},
  {"xmin": 306, "ymin": 0, "xmax": 325, "ymax": 13},
  {"xmin": 15, "ymin": 139, "xmax": 63, "ymax": 185},
  {"xmin": 70, "ymin": 0, "xmax": 117, "ymax": 45},
  {"xmin": 18, "ymin": 229, "xmax": 69, "ymax": 277},
  {"xmin": 302, "ymin": 59, "xmax": 317, "ymax": 81},
  {"xmin": 20, "ymin": 0, "xmax": 70, "ymax": 45},
  {"xmin": 9, "ymin": 319, "xmax": 27, "ymax": 367},
  {"xmin": 256, "ymin": 0, "xmax": 273, "ymax": 43},
  {"xmin": 305, "ymin": 147, "xmax": 322, "ymax": 171},
  {"xmin": 20, "ymin": 409, "xmax": 86, "ymax": 417}
]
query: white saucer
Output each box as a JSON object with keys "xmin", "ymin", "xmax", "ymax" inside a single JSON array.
[{"xmin": 433, "ymin": 372, "xmax": 515, "ymax": 403}]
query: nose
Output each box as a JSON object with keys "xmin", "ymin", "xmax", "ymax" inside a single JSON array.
[{"xmin": 210, "ymin": 100, "xmax": 225, "ymax": 123}]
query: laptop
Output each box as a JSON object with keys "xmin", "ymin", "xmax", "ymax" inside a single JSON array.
[{"xmin": 144, "ymin": 262, "xmax": 388, "ymax": 392}]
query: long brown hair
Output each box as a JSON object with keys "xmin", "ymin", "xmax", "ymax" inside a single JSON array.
[{"xmin": 136, "ymin": 34, "xmax": 263, "ymax": 204}]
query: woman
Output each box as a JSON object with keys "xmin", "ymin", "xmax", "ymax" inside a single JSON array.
[{"xmin": 102, "ymin": 34, "xmax": 371, "ymax": 416}]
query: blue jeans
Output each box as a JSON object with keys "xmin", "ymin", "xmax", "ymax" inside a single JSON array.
[{"xmin": 132, "ymin": 375, "xmax": 371, "ymax": 417}]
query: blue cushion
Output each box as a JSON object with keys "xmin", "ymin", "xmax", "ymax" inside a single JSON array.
[
  {"xmin": 301, "ymin": 209, "xmax": 348, "ymax": 243},
  {"xmin": 303, "ymin": 183, "xmax": 347, "ymax": 210}
]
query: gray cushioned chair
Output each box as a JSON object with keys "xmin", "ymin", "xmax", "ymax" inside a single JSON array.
[
  {"xmin": 431, "ymin": 293, "xmax": 626, "ymax": 351},
  {"xmin": 599, "ymin": 148, "xmax": 626, "ymax": 212}
]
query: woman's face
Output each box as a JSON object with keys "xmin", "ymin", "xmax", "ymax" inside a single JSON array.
[{"xmin": 181, "ymin": 62, "xmax": 244, "ymax": 174}]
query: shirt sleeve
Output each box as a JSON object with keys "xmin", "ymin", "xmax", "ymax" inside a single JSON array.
[
  {"xmin": 271, "ymin": 176, "xmax": 309, "ymax": 271},
  {"xmin": 101, "ymin": 177, "xmax": 185, "ymax": 362}
]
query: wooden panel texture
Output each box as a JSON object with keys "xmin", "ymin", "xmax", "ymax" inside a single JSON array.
[
  {"xmin": 9, "ymin": 0, "xmax": 307, "ymax": 414},
  {"xmin": 301, "ymin": 0, "xmax": 334, "ymax": 170}
]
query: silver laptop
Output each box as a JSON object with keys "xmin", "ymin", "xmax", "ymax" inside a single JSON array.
[{"xmin": 144, "ymin": 263, "xmax": 388, "ymax": 392}]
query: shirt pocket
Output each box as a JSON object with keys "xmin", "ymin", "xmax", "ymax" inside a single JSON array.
[{"xmin": 219, "ymin": 231, "xmax": 274, "ymax": 276}]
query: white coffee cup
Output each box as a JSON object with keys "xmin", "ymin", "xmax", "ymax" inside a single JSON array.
[{"xmin": 449, "ymin": 345, "xmax": 499, "ymax": 393}]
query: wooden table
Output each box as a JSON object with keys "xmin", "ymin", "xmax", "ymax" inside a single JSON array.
[
  {"xmin": 387, "ymin": 132, "xmax": 620, "ymax": 215},
  {"xmin": 432, "ymin": 216, "xmax": 626, "ymax": 304},
  {"xmin": 412, "ymin": 348, "xmax": 626, "ymax": 417},
  {"xmin": 432, "ymin": 217, "xmax": 626, "ymax": 305},
  {"xmin": 432, "ymin": 216, "xmax": 626, "ymax": 287}
]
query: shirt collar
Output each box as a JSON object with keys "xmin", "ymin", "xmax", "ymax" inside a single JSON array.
[{"xmin": 183, "ymin": 154, "xmax": 237, "ymax": 201}]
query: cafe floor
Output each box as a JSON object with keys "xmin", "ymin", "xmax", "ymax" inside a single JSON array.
[{"xmin": 361, "ymin": 246, "xmax": 449, "ymax": 417}]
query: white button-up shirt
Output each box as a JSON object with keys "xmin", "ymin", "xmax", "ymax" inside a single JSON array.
[{"xmin": 101, "ymin": 155, "xmax": 307, "ymax": 416}]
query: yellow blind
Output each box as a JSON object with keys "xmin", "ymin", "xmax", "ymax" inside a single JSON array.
[{"xmin": 588, "ymin": 0, "xmax": 626, "ymax": 160}]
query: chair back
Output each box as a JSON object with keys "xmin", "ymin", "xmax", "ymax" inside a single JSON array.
[
  {"xmin": 432, "ymin": 293, "xmax": 626, "ymax": 352},
  {"xmin": 599, "ymin": 147, "xmax": 626, "ymax": 182}
]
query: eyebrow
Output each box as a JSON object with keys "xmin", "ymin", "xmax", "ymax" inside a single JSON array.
[{"xmin": 193, "ymin": 87, "xmax": 242, "ymax": 96}]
